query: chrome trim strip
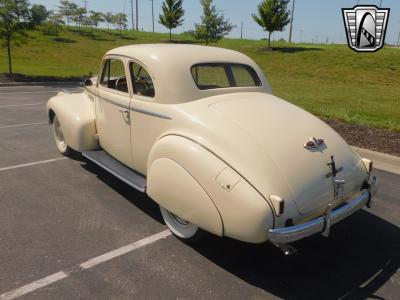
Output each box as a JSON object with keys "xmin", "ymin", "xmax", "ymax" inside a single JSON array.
[
  {"xmin": 82, "ymin": 152, "xmax": 146, "ymax": 193},
  {"xmin": 268, "ymin": 176, "xmax": 377, "ymax": 244},
  {"xmin": 130, "ymin": 107, "xmax": 172, "ymax": 120},
  {"xmin": 99, "ymin": 96, "xmax": 130, "ymax": 110}
]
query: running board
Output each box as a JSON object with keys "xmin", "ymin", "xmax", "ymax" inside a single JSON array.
[{"xmin": 82, "ymin": 150, "xmax": 146, "ymax": 193}]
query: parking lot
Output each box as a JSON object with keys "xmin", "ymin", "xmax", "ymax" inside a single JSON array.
[{"xmin": 0, "ymin": 85, "xmax": 399, "ymax": 300}]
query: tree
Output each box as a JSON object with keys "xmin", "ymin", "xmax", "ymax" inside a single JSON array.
[
  {"xmin": 158, "ymin": 0, "xmax": 184, "ymax": 41},
  {"xmin": 88, "ymin": 11, "xmax": 104, "ymax": 30},
  {"xmin": 112, "ymin": 13, "xmax": 127, "ymax": 35},
  {"xmin": 193, "ymin": 0, "xmax": 233, "ymax": 45},
  {"xmin": 71, "ymin": 6, "xmax": 86, "ymax": 32},
  {"xmin": 252, "ymin": 0, "xmax": 291, "ymax": 48},
  {"xmin": 45, "ymin": 12, "xmax": 65, "ymax": 35},
  {"xmin": 14, "ymin": 0, "xmax": 29, "ymax": 21},
  {"xmin": 82, "ymin": 14, "xmax": 91, "ymax": 29},
  {"xmin": 0, "ymin": 0, "xmax": 29, "ymax": 77},
  {"xmin": 29, "ymin": 4, "xmax": 50, "ymax": 28},
  {"xmin": 104, "ymin": 12, "xmax": 113, "ymax": 31},
  {"xmin": 59, "ymin": 0, "xmax": 77, "ymax": 29}
]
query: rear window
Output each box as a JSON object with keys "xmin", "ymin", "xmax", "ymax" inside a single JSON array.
[{"xmin": 191, "ymin": 63, "xmax": 261, "ymax": 90}]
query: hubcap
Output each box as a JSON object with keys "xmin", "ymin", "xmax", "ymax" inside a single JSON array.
[
  {"xmin": 160, "ymin": 207, "xmax": 198, "ymax": 239},
  {"xmin": 169, "ymin": 212, "xmax": 190, "ymax": 226}
]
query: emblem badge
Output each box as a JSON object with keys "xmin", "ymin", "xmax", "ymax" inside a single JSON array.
[
  {"xmin": 342, "ymin": 5, "xmax": 390, "ymax": 52},
  {"xmin": 304, "ymin": 137, "xmax": 325, "ymax": 150}
]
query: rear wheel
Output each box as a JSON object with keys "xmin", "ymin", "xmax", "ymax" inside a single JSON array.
[
  {"xmin": 160, "ymin": 206, "xmax": 204, "ymax": 243},
  {"xmin": 53, "ymin": 115, "xmax": 74, "ymax": 156}
]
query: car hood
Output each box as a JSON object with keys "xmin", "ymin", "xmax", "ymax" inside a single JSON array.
[{"xmin": 174, "ymin": 92, "xmax": 367, "ymax": 217}]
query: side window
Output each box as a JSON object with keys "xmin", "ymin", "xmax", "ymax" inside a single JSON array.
[
  {"xmin": 129, "ymin": 62, "xmax": 155, "ymax": 98},
  {"xmin": 100, "ymin": 59, "xmax": 128, "ymax": 93}
]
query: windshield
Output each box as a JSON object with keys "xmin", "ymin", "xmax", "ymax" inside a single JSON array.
[{"xmin": 191, "ymin": 63, "xmax": 262, "ymax": 90}]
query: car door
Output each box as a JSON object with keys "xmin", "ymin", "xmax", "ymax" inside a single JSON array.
[
  {"xmin": 96, "ymin": 57, "xmax": 133, "ymax": 167},
  {"xmin": 128, "ymin": 60, "xmax": 159, "ymax": 175}
]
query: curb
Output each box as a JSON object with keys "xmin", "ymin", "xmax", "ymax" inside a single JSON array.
[
  {"xmin": 0, "ymin": 82, "xmax": 81, "ymax": 87},
  {"xmin": 352, "ymin": 146, "xmax": 400, "ymax": 175}
]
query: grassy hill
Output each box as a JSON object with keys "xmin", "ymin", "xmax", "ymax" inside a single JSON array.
[{"xmin": 1, "ymin": 28, "xmax": 399, "ymax": 131}]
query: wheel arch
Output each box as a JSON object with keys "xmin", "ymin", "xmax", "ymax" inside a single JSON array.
[{"xmin": 48, "ymin": 109, "xmax": 56, "ymax": 124}]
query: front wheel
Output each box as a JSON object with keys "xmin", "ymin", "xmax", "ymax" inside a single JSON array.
[
  {"xmin": 160, "ymin": 206, "xmax": 204, "ymax": 243},
  {"xmin": 52, "ymin": 115, "xmax": 74, "ymax": 156}
]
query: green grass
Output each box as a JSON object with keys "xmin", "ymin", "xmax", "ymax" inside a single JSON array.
[{"xmin": 1, "ymin": 28, "xmax": 399, "ymax": 131}]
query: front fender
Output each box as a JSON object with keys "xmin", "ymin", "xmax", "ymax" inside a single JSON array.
[
  {"xmin": 47, "ymin": 92, "xmax": 99, "ymax": 151},
  {"xmin": 147, "ymin": 135, "xmax": 274, "ymax": 243}
]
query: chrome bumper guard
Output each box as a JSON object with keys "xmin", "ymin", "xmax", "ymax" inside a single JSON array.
[{"xmin": 268, "ymin": 176, "xmax": 377, "ymax": 248}]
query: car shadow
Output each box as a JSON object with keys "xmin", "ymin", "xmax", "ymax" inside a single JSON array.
[
  {"xmin": 165, "ymin": 40, "xmax": 198, "ymax": 44},
  {"xmin": 80, "ymin": 158, "xmax": 399, "ymax": 299},
  {"xmin": 260, "ymin": 46, "xmax": 323, "ymax": 53},
  {"xmin": 188, "ymin": 210, "xmax": 400, "ymax": 299},
  {"xmin": 53, "ymin": 37, "xmax": 77, "ymax": 43},
  {"xmin": 120, "ymin": 36, "xmax": 138, "ymax": 41},
  {"xmin": 80, "ymin": 159, "xmax": 164, "ymax": 224}
]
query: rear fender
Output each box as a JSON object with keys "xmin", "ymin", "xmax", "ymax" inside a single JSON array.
[
  {"xmin": 147, "ymin": 135, "xmax": 274, "ymax": 243},
  {"xmin": 148, "ymin": 158, "xmax": 223, "ymax": 236}
]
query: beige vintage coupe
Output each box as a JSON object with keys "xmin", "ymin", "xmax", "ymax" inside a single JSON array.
[{"xmin": 47, "ymin": 44, "xmax": 377, "ymax": 254}]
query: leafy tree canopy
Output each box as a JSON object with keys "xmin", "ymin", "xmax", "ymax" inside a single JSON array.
[
  {"xmin": 0, "ymin": 0, "xmax": 29, "ymax": 76},
  {"xmin": 112, "ymin": 13, "xmax": 128, "ymax": 34},
  {"xmin": 59, "ymin": 0, "xmax": 78, "ymax": 28},
  {"xmin": 193, "ymin": 0, "xmax": 233, "ymax": 44},
  {"xmin": 89, "ymin": 11, "xmax": 104, "ymax": 28},
  {"xmin": 252, "ymin": 0, "xmax": 291, "ymax": 48},
  {"xmin": 104, "ymin": 12, "xmax": 114, "ymax": 30},
  {"xmin": 29, "ymin": 4, "xmax": 50, "ymax": 27},
  {"xmin": 159, "ymin": 0, "xmax": 185, "ymax": 41}
]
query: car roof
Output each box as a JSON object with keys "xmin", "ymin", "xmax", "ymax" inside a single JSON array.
[
  {"xmin": 105, "ymin": 44, "xmax": 270, "ymax": 104},
  {"xmin": 107, "ymin": 44, "xmax": 250, "ymax": 64}
]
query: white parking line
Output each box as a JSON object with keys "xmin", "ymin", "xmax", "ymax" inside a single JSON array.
[
  {"xmin": 79, "ymin": 230, "xmax": 171, "ymax": 269},
  {"xmin": 0, "ymin": 158, "xmax": 68, "ymax": 172},
  {"xmin": 0, "ymin": 88, "xmax": 81, "ymax": 95},
  {"xmin": 0, "ymin": 86, "xmax": 47, "ymax": 89},
  {"xmin": 0, "ymin": 103, "xmax": 44, "ymax": 108},
  {"xmin": 0, "ymin": 272, "xmax": 69, "ymax": 300},
  {"xmin": 0, "ymin": 91, "xmax": 62, "ymax": 95},
  {"xmin": 0, "ymin": 230, "xmax": 171, "ymax": 300},
  {"xmin": 0, "ymin": 122, "xmax": 48, "ymax": 129}
]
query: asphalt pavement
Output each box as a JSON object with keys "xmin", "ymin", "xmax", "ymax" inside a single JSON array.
[{"xmin": 0, "ymin": 85, "xmax": 399, "ymax": 300}]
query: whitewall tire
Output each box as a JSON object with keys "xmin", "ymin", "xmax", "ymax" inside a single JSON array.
[
  {"xmin": 160, "ymin": 206, "xmax": 203, "ymax": 241},
  {"xmin": 53, "ymin": 115, "xmax": 73, "ymax": 156}
]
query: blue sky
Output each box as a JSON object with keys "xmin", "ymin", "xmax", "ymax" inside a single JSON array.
[{"xmin": 30, "ymin": 0, "xmax": 400, "ymax": 44}]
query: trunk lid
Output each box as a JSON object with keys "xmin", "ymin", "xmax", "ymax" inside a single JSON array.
[{"xmin": 207, "ymin": 93, "xmax": 366, "ymax": 215}]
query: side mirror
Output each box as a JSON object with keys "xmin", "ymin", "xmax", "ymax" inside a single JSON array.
[{"xmin": 84, "ymin": 78, "xmax": 93, "ymax": 87}]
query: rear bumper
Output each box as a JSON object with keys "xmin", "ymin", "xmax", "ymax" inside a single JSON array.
[{"xmin": 268, "ymin": 176, "xmax": 377, "ymax": 244}]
